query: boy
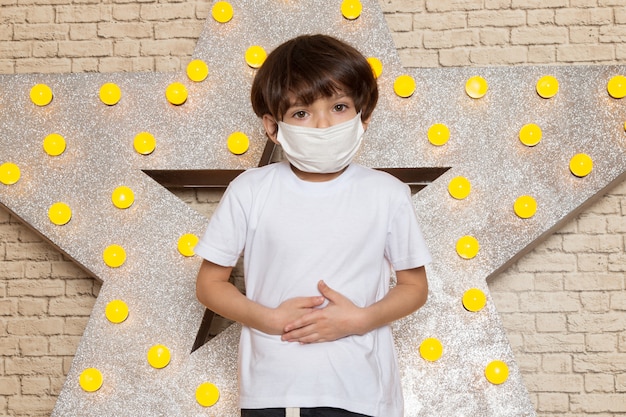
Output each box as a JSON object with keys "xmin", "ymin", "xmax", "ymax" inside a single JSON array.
[{"xmin": 195, "ymin": 34, "xmax": 431, "ymax": 417}]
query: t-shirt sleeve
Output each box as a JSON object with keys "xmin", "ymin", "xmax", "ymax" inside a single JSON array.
[
  {"xmin": 194, "ymin": 181, "xmax": 248, "ymax": 267},
  {"xmin": 385, "ymin": 187, "xmax": 432, "ymax": 271}
]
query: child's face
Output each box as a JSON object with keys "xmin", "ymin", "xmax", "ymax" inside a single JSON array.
[{"xmin": 281, "ymin": 93, "xmax": 358, "ymax": 128}]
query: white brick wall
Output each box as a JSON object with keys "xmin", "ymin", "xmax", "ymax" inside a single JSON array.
[{"xmin": 1, "ymin": 1, "xmax": 625, "ymax": 415}]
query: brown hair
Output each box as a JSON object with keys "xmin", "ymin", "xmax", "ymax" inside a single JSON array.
[{"xmin": 250, "ymin": 34, "xmax": 378, "ymax": 122}]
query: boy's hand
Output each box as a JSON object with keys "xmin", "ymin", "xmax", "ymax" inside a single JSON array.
[
  {"xmin": 268, "ymin": 296, "xmax": 325, "ymax": 335},
  {"xmin": 281, "ymin": 280, "xmax": 365, "ymax": 343}
]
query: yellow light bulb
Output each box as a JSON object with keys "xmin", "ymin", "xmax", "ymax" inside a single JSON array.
[
  {"xmin": 0, "ymin": 162, "xmax": 21, "ymax": 185},
  {"xmin": 462, "ymin": 288, "xmax": 487, "ymax": 312},
  {"xmin": 186, "ymin": 59, "xmax": 209, "ymax": 82},
  {"xmin": 79, "ymin": 368, "xmax": 103, "ymax": 392},
  {"xmin": 48, "ymin": 202, "xmax": 72, "ymax": 226},
  {"xmin": 465, "ymin": 76, "xmax": 488, "ymax": 99},
  {"xmin": 514, "ymin": 195, "xmax": 537, "ymax": 219},
  {"xmin": 607, "ymin": 75, "xmax": 626, "ymax": 99},
  {"xmin": 133, "ymin": 132, "xmax": 156, "ymax": 155},
  {"xmin": 30, "ymin": 83, "xmax": 53, "ymax": 106},
  {"xmin": 178, "ymin": 233, "xmax": 199, "ymax": 257},
  {"xmin": 456, "ymin": 235, "xmax": 479, "ymax": 260},
  {"xmin": 485, "ymin": 360, "xmax": 509, "ymax": 385},
  {"xmin": 111, "ymin": 186, "xmax": 135, "ymax": 209},
  {"xmin": 448, "ymin": 176, "xmax": 471, "ymax": 200},
  {"xmin": 427, "ymin": 123, "xmax": 450, "ymax": 146},
  {"xmin": 367, "ymin": 57, "xmax": 383, "ymax": 79},
  {"xmin": 569, "ymin": 153, "xmax": 593, "ymax": 177},
  {"xmin": 105, "ymin": 299, "xmax": 129, "ymax": 324},
  {"xmin": 419, "ymin": 337, "xmax": 443, "ymax": 362},
  {"xmin": 99, "ymin": 82, "xmax": 122, "ymax": 106},
  {"xmin": 245, "ymin": 45, "xmax": 267, "ymax": 69},
  {"xmin": 536, "ymin": 75, "xmax": 559, "ymax": 99},
  {"xmin": 147, "ymin": 344, "xmax": 171, "ymax": 369},
  {"xmin": 519, "ymin": 123, "xmax": 542, "ymax": 147},
  {"xmin": 103, "ymin": 244, "xmax": 126, "ymax": 268},
  {"xmin": 341, "ymin": 0, "xmax": 362, "ymax": 20},
  {"xmin": 166, "ymin": 82, "xmax": 188, "ymax": 105},
  {"xmin": 43, "ymin": 133, "xmax": 66, "ymax": 156},
  {"xmin": 227, "ymin": 131, "xmax": 249, "ymax": 155},
  {"xmin": 211, "ymin": 1, "xmax": 234, "ymax": 23},
  {"xmin": 393, "ymin": 75, "xmax": 416, "ymax": 98},
  {"xmin": 196, "ymin": 382, "xmax": 220, "ymax": 407}
]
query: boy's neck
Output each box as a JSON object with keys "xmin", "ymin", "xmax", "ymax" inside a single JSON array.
[{"xmin": 289, "ymin": 164, "xmax": 348, "ymax": 182}]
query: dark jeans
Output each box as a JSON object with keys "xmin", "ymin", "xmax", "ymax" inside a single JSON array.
[{"xmin": 241, "ymin": 408, "xmax": 371, "ymax": 417}]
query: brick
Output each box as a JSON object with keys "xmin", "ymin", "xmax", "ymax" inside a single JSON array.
[
  {"xmin": 511, "ymin": 27, "xmax": 569, "ymax": 45},
  {"xmin": 569, "ymin": 26, "xmax": 599, "ymax": 44},
  {"xmin": 25, "ymin": 6, "xmax": 54, "ymax": 23},
  {"xmin": 537, "ymin": 392, "xmax": 569, "ymax": 412},
  {"xmin": 527, "ymin": 10, "xmax": 555, "ymax": 26},
  {"xmin": 20, "ymin": 337, "xmax": 51, "ymax": 357},
  {"xmin": 586, "ymin": 333, "xmax": 617, "ymax": 352},
  {"xmin": 49, "ymin": 335, "xmax": 81, "ymax": 355},
  {"xmin": 517, "ymin": 252, "xmax": 576, "ymax": 273},
  {"xmin": 140, "ymin": 39, "xmax": 196, "ymax": 56},
  {"xmin": 568, "ymin": 312, "xmax": 626, "ymax": 332},
  {"xmin": 525, "ymin": 333, "xmax": 586, "ymax": 353},
  {"xmin": 7, "ymin": 317, "xmax": 64, "ymax": 336},
  {"xmin": 98, "ymin": 22, "xmax": 153, "ymax": 39},
  {"xmin": 22, "ymin": 376, "xmax": 51, "ymax": 395},
  {"xmin": 63, "ymin": 317, "xmax": 90, "ymax": 335},
  {"xmin": 425, "ymin": 0, "xmax": 482, "ymax": 12},
  {"xmin": 557, "ymin": 44, "xmax": 615, "ymax": 62},
  {"xmin": 485, "ymin": 0, "xmax": 513, "ymax": 9},
  {"xmin": 397, "ymin": 48, "xmax": 438, "ymax": 68},
  {"xmin": 69, "ymin": 23, "xmax": 98, "ymax": 41},
  {"xmin": 438, "ymin": 48, "xmax": 471, "ymax": 66},
  {"xmin": 580, "ymin": 291, "xmax": 611, "ymax": 312},
  {"xmin": 0, "ymin": 337, "xmax": 19, "ymax": 356},
  {"xmin": 564, "ymin": 273, "xmax": 623, "ymax": 291},
  {"xmin": 501, "ymin": 313, "xmax": 536, "ymax": 332},
  {"xmin": 534, "ymin": 273, "xmax": 563, "ymax": 291},
  {"xmin": 574, "ymin": 353, "xmax": 626, "ymax": 372},
  {"xmin": 536, "ymin": 313, "xmax": 566, "ymax": 332},
  {"xmin": 490, "ymin": 271, "xmax": 534, "ymax": 292},
  {"xmin": 555, "ymin": 8, "xmax": 613, "ymax": 26},
  {"xmin": 17, "ymin": 297, "xmax": 48, "ymax": 316},
  {"xmin": 577, "ymin": 254, "xmax": 609, "ymax": 272},
  {"xmin": 0, "ymin": 377, "xmax": 19, "ymax": 395},
  {"xmin": 384, "ymin": 14, "xmax": 413, "ymax": 32},
  {"xmin": 511, "ymin": 0, "xmax": 568, "ymax": 8},
  {"xmin": 390, "ymin": 31, "xmax": 422, "ymax": 49},
  {"xmin": 412, "ymin": 12, "xmax": 466, "ymax": 30},
  {"xmin": 56, "ymin": 5, "xmax": 108, "ymax": 23},
  {"xmin": 0, "ymin": 41, "xmax": 30, "ymax": 59},
  {"xmin": 33, "ymin": 41, "xmax": 59, "ymax": 58},
  {"xmin": 608, "ymin": 252, "xmax": 626, "ymax": 271},
  {"xmin": 7, "ymin": 280, "xmax": 64, "ymax": 297},
  {"xmin": 524, "ymin": 373, "xmax": 583, "ymax": 392},
  {"xmin": 479, "ymin": 28, "xmax": 510, "ymax": 46},
  {"xmin": 541, "ymin": 353, "xmax": 572, "ymax": 372},
  {"xmin": 490, "ymin": 292, "xmax": 519, "ymax": 312},
  {"xmin": 0, "ymin": 298, "xmax": 17, "ymax": 315},
  {"xmin": 570, "ymin": 393, "xmax": 626, "ymax": 412},
  {"xmin": 585, "ymin": 373, "xmax": 615, "ymax": 392},
  {"xmin": 139, "ymin": 3, "xmax": 196, "ymax": 21},
  {"xmin": 5, "ymin": 356, "xmax": 63, "ymax": 376},
  {"xmin": 49, "ymin": 296, "xmax": 96, "ymax": 316},
  {"xmin": 71, "ymin": 57, "xmax": 99, "ymax": 72},
  {"xmin": 423, "ymin": 29, "xmax": 479, "ymax": 49},
  {"xmin": 7, "ymin": 395, "xmax": 57, "ymax": 415},
  {"xmin": 519, "ymin": 291, "xmax": 580, "ymax": 312},
  {"xmin": 113, "ymin": 40, "xmax": 140, "ymax": 57},
  {"xmin": 112, "ymin": 4, "xmax": 141, "ymax": 21},
  {"xmin": 155, "ymin": 20, "xmax": 204, "ymax": 40},
  {"xmin": 16, "ymin": 57, "xmax": 72, "ymax": 73},
  {"xmin": 468, "ymin": 10, "xmax": 526, "ymax": 27},
  {"xmin": 379, "ymin": 0, "xmax": 426, "ymax": 13},
  {"xmin": 611, "ymin": 293, "xmax": 626, "ymax": 310},
  {"xmin": 65, "ymin": 278, "xmax": 97, "ymax": 296},
  {"xmin": 617, "ymin": 373, "xmax": 626, "ymax": 391},
  {"xmin": 57, "ymin": 40, "xmax": 113, "ymax": 57}
]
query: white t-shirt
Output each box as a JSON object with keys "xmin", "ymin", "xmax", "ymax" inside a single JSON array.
[{"xmin": 195, "ymin": 161, "xmax": 431, "ymax": 417}]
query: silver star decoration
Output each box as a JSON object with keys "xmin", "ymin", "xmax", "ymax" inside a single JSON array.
[{"xmin": 1, "ymin": 0, "xmax": 625, "ymax": 415}]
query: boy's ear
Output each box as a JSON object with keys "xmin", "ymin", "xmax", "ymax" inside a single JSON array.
[
  {"xmin": 262, "ymin": 114, "xmax": 279, "ymax": 144},
  {"xmin": 361, "ymin": 115, "xmax": 372, "ymax": 131}
]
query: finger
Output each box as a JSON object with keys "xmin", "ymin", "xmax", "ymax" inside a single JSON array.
[
  {"xmin": 317, "ymin": 280, "xmax": 339, "ymax": 301},
  {"xmin": 296, "ymin": 295, "xmax": 325, "ymax": 308}
]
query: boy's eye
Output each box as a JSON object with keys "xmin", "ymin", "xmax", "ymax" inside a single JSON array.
[
  {"xmin": 333, "ymin": 104, "xmax": 348, "ymax": 112},
  {"xmin": 292, "ymin": 110, "xmax": 307, "ymax": 119}
]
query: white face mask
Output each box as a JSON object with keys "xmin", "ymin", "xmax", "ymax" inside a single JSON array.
[{"xmin": 276, "ymin": 112, "xmax": 365, "ymax": 174}]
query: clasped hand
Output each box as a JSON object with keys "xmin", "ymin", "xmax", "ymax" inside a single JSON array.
[{"xmin": 275, "ymin": 280, "xmax": 366, "ymax": 344}]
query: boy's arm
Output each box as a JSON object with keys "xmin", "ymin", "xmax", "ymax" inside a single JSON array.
[
  {"xmin": 281, "ymin": 266, "xmax": 428, "ymax": 343},
  {"xmin": 196, "ymin": 259, "xmax": 325, "ymax": 335}
]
